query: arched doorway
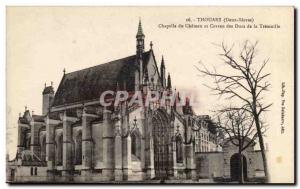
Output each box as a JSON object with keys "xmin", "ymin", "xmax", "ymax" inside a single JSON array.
[
  {"xmin": 152, "ymin": 110, "xmax": 173, "ymax": 179},
  {"xmin": 230, "ymin": 153, "xmax": 247, "ymax": 181}
]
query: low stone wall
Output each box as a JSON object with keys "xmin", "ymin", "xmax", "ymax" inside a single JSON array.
[{"xmin": 195, "ymin": 152, "xmax": 224, "ymax": 179}]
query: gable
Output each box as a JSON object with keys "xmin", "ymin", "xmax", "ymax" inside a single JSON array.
[{"xmin": 144, "ymin": 50, "xmax": 163, "ymax": 88}]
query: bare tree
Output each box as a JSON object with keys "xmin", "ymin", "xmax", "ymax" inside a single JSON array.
[
  {"xmin": 216, "ymin": 109, "xmax": 266, "ymax": 183},
  {"xmin": 197, "ymin": 41, "xmax": 272, "ymax": 181}
]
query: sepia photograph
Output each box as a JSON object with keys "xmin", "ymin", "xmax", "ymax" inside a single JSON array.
[{"xmin": 5, "ymin": 6, "xmax": 295, "ymax": 184}]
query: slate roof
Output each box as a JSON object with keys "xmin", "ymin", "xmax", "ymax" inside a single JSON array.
[
  {"xmin": 206, "ymin": 119, "xmax": 217, "ymax": 134},
  {"xmin": 19, "ymin": 110, "xmax": 31, "ymax": 124},
  {"xmin": 19, "ymin": 117, "xmax": 30, "ymax": 124},
  {"xmin": 42, "ymin": 86, "xmax": 54, "ymax": 95},
  {"xmin": 19, "ymin": 113, "xmax": 45, "ymax": 123},
  {"xmin": 195, "ymin": 115, "xmax": 217, "ymax": 134},
  {"xmin": 52, "ymin": 51, "xmax": 151, "ymax": 107},
  {"xmin": 32, "ymin": 115, "xmax": 45, "ymax": 122}
]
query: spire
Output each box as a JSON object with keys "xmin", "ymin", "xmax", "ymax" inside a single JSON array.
[
  {"xmin": 136, "ymin": 18, "xmax": 145, "ymax": 89},
  {"xmin": 136, "ymin": 18, "xmax": 145, "ymax": 38},
  {"xmin": 161, "ymin": 56, "xmax": 165, "ymax": 68},
  {"xmin": 167, "ymin": 73, "xmax": 172, "ymax": 89},
  {"xmin": 136, "ymin": 18, "xmax": 145, "ymax": 55},
  {"xmin": 160, "ymin": 56, "xmax": 166, "ymax": 88}
]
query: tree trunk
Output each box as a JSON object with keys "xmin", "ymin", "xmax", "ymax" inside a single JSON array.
[
  {"xmin": 238, "ymin": 148, "xmax": 244, "ymax": 183},
  {"xmin": 253, "ymin": 112, "xmax": 269, "ymax": 182}
]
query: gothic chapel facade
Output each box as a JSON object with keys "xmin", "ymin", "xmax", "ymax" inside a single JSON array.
[{"xmin": 7, "ymin": 20, "xmax": 227, "ymax": 183}]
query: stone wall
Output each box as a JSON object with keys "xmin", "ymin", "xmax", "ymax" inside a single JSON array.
[
  {"xmin": 7, "ymin": 166, "xmax": 48, "ymax": 183},
  {"xmin": 195, "ymin": 152, "xmax": 224, "ymax": 179},
  {"xmin": 251, "ymin": 151, "xmax": 265, "ymax": 177}
]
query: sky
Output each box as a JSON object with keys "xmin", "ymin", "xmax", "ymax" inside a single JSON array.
[{"xmin": 6, "ymin": 7, "xmax": 294, "ymax": 182}]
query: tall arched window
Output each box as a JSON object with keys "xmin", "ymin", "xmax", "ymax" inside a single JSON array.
[
  {"xmin": 55, "ymin": 134, "xmax": 63, "ymax": 166},
  {"xmin": 131, "ymin": 134, "xmax": 136, "ymax": 156},
  {"xmin": 176, "ymin": 135, "xmax": 183, "ymax": 163},
  {"xmin": 131, "ymin": 131, "xmax": 141, "ymax": 160},
  {"xmin": 71, "ymin": 138, "xmax": 75, "ymax": 165},
  {"xmin": 25, "ymin": 135, "xmax": 31, "ymax": 150},
  {"xmin": 22, "ymin": 131, "xmax": 27, "ymax": 149},
  {"xmin": 40, "ymin": 136, "xmax": 46, "ymax": 161},
  {"xmin": 75, "ymin": 131, "xmax": 82, "ymax": 165}
]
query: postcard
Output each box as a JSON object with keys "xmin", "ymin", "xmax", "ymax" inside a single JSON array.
[{"xmin": 6, "ymin": 6, "xmax": 294, "ymax": 184}]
